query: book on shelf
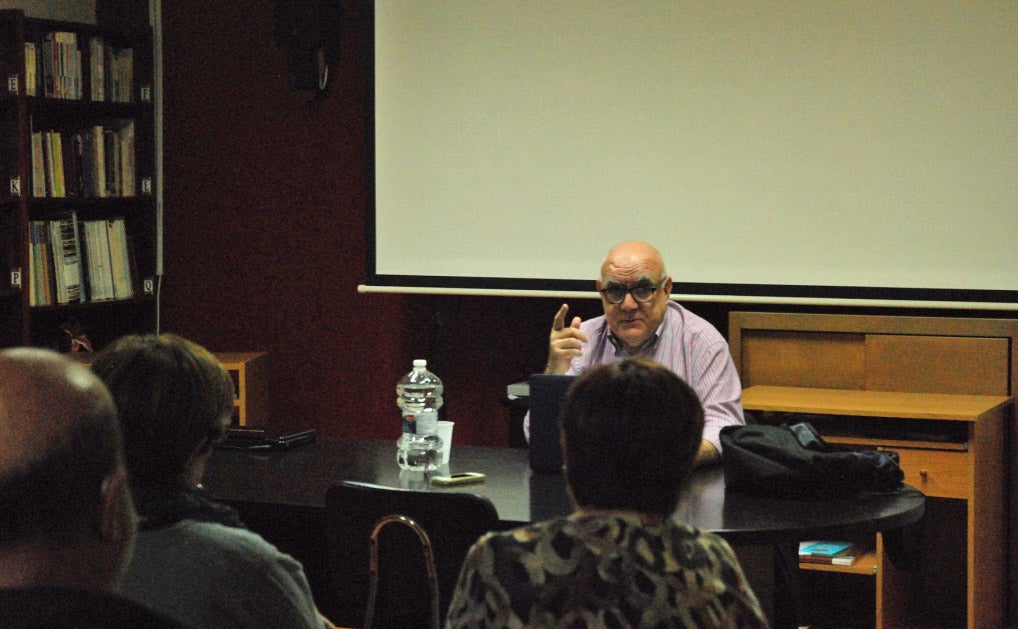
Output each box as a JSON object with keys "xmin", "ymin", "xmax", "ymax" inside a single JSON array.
[
  {"xmin": 47, "ymin": 211, "xmax": 83, "ymax": 304},
  {"xmin": 109, "ymin": 46, "xmax": 133, "ymax": 103},
  {"xmin": 798, "ymin": 540, "xmax": 869, "ymax": 566},
  {"xmin": 24, "ymin": 41, "xmax": 37, "ymax": 96},
  {"xmin": 118, "ymin": 120, "xmax": 135, "ymax": 196},
  {"xmin": 28, "ymin": 220, "xmax": 53, "ymax": 306},
  {"xmin": 63, "ymin": 132, "xmax": 85, "ymax": 197},
  {"xmin": 39, "ymin": 32, "xmax": 55, "ymax": 98},
  {"xmin": 46, "ymin": 130, "xmax": 66, "ymax": 197},
  {"xmin": 106, "ymin": 218, "xmax": 134, "ymax": 299},
  {"xmin": 30, "ymin": 131, "xmax": 46, "ymax": 197},
  {"xmin": 82, "ymin": 219, "xmax": 115, "ymax": 301},
  {"xmin": 84, "ymin": 125, "xmax": 107, "ymax": 197},
  {"xmin": 89, "ymin": 36, "xmax": 105, "ymax": 102},
  {"xmin": 103, "ymin": 127, "xmax": 120, "ymax": 196}
]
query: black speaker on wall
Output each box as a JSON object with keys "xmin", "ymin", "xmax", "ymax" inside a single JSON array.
[{"xmin": 274, "ymin": 0, "xmax": 342, "ymax": 97}]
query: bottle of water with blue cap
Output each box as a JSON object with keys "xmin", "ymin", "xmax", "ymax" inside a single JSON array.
[{"xmin": 396, "ymin": 359, "xmax": 444, "ymax": 470}]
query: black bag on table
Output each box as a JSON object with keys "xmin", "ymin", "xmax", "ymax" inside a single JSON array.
[{"xmin": 720, "ymin": 422, "xmax": 904, "ymax": 500}]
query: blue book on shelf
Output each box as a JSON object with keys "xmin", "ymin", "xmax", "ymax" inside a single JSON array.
[{"xmin": 799, "ymin": 541, "xmax": 855, "ymax": 557}]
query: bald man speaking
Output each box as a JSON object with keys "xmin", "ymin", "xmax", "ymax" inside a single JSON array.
[{"xmin": 534, "ymin": 241, "xmax": 745, "ymax": 467}]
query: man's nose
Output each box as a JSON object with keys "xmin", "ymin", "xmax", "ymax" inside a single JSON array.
[{"xmin": 621, "ymin": 292, "xmax": 640, "ymax": 310}]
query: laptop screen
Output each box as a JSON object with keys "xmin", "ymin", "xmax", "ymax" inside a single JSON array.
[{"xmin": 527, "ymin": 373, "xmax": 576, "ymax": 473}]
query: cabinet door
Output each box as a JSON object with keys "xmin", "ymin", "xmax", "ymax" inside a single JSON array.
[{"xmin": 866, "ymin": 335, "xmax": 1009, "ymax": 395}]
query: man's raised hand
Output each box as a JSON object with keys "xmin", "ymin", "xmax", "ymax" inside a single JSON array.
[{"xmin": 545, "ymin": 304, "xmax": 587, "ymax": 374}]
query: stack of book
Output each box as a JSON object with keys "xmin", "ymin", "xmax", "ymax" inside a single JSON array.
[
  {"xmin": 28, "ymin": 211, "xmax": 135, "ymax": 306},
  {"xmin": 30, "ymin": 122, "xmax": 136, "ymax": 198},
  {"xmin": 798, "ymin": 540, "xmax": 869, "ymax": 566},
  {"xmin": 23, "ymin": 34, "xmax": 133, "ymax": 101},
  {"xmin": 39, "ymin": 30, "xmax": 82, "ymax": 100},
  {"xmin": 88, "ymin": 36, "xmax": 134, "ymax": 103}
]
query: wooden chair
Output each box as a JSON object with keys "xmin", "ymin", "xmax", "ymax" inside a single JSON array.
[{"xmin": 324, "ymin": 480, "xmax": 500, "ymax": 628}]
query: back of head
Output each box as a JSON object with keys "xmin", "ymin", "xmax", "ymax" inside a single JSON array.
[
  {"xmin": 561, "ymin": 358, "xmax": 704, "ymax": 516},
  {"xmin": 0, "ymin": 348, "xmax": 124, "ymax": 551},
  {"xmin": 90, "ymin": 334, "xmax": 234, "ymax": 492}
]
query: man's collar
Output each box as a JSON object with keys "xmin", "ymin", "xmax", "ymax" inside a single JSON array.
[{"xmin": 607, "ymin": 321, "xmax": 665, "ymax": 355}]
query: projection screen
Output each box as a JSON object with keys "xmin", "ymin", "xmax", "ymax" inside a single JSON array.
[{"xmin": 365, "ymin": 1, "xmax": 1018, "ymax": 308}]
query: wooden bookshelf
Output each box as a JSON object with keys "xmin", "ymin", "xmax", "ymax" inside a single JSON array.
[
  {"xmin": 0, "ymin": 9, "xmax": 156, "ymax": 351},
  {"xmin": 730, "ymin": 313, "xmax": 1018, "ymax": 629}
]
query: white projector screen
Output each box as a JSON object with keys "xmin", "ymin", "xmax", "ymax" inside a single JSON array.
[{"xmin": 368, "ymin": 1, "xmax": 1018, "ymax": 307}]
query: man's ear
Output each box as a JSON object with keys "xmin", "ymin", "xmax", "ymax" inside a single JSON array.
[
  {"xmin": 663, "ymin": 276, "xmax": 672, "ymax": 295},
  {"xmin": 99, "ymin": 469, "xmax": 135, "ymax": 543}
]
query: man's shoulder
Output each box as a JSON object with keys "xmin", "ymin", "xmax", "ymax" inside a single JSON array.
[
  {"xmin": 126, "ymin": 522, "xmax": 316, "ymax": 626},
  {"xmin": 138, "ymin": 519, "xmax": 300, "ymax": 573},
  {"xmin": 664, "ymin": 301, "xmax": 726, "ymax": 341}
]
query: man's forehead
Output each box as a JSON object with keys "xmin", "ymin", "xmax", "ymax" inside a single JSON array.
[{"xmin": 602, "ymin": 249, "xmax": 662, "ymax": 273}]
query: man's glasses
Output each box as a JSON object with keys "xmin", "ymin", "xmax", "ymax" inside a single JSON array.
[{"xmin": 598, "ymin": 279, "xmax": 665, "ymax": 305}]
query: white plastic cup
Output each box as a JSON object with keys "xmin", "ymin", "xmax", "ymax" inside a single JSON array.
[{"xmin": 436, "ymin": 421, "xmax": 454, "ymax": 465}]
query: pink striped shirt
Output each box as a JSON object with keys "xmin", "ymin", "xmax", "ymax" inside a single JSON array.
[{"xmin": 526, "ymin": 301, "xmax": 745, "ymax": 453}]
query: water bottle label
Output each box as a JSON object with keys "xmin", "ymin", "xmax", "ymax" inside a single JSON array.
[
  {"xmin": 402, "ymin": 414, "xmax": 416, "ymax": 434},
  {"xmin": 397, "ymin": 361, "xmax": 443, "ymax": 443},
  {"xmin": 416, "ymin": 409, "xmax": 438, "ymax": 436}
]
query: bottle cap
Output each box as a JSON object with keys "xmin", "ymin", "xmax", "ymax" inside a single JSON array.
[{"xmin": 413, "ymin": 359, "xmax": 427, "ymax": 368}]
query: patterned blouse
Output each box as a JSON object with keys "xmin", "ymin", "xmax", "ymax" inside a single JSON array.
[{"xmin": 445, "ymin": 512, "xmax": 769, "ymax": 628}]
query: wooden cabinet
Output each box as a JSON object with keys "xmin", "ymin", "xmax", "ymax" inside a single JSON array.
[
  {"xmin": 217, "ymin": 351, "xmax": 268, "ymax": 426},
  {"xmin": 729, "ymin": 313, "xmax": 1018, "ymax": 629},
  {"xmin": 0, "ymin": 9, "xmax": 155, "ymax": 351}
]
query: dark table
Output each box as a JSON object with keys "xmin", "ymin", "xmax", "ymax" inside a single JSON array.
[
  {"xmin": 206, "ymin": 435, "xmax": 923, "ymax": 539},
  {"xmin": 204, "ymin": 436, "xmax": 925, "ymax": 622}
]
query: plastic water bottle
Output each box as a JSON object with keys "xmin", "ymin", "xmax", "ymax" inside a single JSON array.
[
  {"xmin": 396, "ymin": 359, "xmax": 444, "ymax": 471},
  {"xmin": 396, "ymin": 359, "xmax": 443, "ymax": 435}
]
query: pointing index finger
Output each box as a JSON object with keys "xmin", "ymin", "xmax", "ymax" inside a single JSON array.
[{"xmin": 552, "ymin": 304, "xmax": 569, "ymax": 332}]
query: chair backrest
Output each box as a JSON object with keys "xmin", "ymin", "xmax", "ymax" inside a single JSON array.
[{"xmin": 324, "ymin": 480, "xmax": 501, "ymax": 628}]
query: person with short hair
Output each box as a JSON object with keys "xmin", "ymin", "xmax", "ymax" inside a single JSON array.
[
  {"xmin": 531, "ymin": 240, "xmax": 745, "ymax": 466},
  {"xmin": 0, "ymin": 347, "xmax": 184, "ymax": 628},
  {"xmin": 447, "ymin": 358, "xmax": 768, "ymax": 627},
  {"xmin": 91, "ymin": 333, "xmax": 333, "ymax": 629}
]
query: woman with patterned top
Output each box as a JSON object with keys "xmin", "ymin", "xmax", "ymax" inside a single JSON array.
[{"xmin": 446, "ymin": 358, "xmax": 769, "ymax": 628}]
